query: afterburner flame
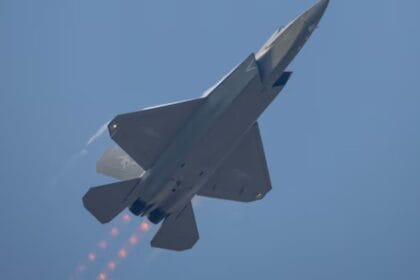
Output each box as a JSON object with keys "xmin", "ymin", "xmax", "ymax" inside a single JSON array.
[
  {"xmin": 118, "ymin": 248, "xmax": 127, "ymax": 259},
  {"xmin": 129, "ymin": 234, "xmax": 139, "ymax": 245},
  {"xmin": 98, "ymin": 240, "xmax": 108, "ymax": 250},
  {"xmin": 139, "ymin": 222, "xmax": 150, "ymax": 233},
  {"xmin": 110, "ymin": 227, "xmax": 119, "ymax": 237},
  {"xmin": 88, "ymin": 252, "xmax": 96, "ymax": 262},
  {"xmin": 122, "ymin": 214, "xmax": 132, "ymax": 223},
  {"xmin": 108, "ymin": 260, "xmax": 117, "ymax": 271}
]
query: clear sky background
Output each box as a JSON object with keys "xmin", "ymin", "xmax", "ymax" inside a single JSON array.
[{"xmin": 1, "ymin": 0, "xmax": 419, "ymax": 279}]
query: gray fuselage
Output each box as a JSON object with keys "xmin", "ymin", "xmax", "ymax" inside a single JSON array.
[{"xmin": 128, "ymin": 0, "xmax": 328, "ymax": 218}]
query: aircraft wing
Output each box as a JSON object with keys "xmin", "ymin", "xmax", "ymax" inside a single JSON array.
[
  {"xmin": 108, "ymin": 98, "xmax": 205, "ymax": 170},
  {"xmin": 198, "ymin": 122, "xmax": 272, "ymax": 202}
]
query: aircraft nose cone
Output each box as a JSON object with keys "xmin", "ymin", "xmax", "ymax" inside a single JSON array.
[{"xmin": 301, "ymin": 0, "xmax": 330, "ymax": 26}]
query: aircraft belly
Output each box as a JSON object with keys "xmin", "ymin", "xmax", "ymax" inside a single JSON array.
[
  {"xmin": 137, "ymin": 55, "xmax": 263, "ymax": 212},
  {"xmin": 160, "ymin": 78, "xmax": 279, "ymax": 213},
  {"xmin": 119, "ymin": 57, "xmax": 284, "ymax": 215},
  {"xmin": 136, "ymin": 54, "xmax": 283, "ymax": 214}
]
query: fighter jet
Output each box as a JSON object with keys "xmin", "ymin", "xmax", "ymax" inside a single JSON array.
[{"xmin": 83, "ymin": 0, "xmax": 329, "ymax": 251}]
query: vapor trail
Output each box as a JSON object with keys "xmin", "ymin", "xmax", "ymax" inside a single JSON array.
[
  {"xmin": 50, "ymin": 120, "xmax": 110, "ymax": 191},
  {"xmin": 86, "ymin": 121, "xmax": 110, "ymax": 147}
]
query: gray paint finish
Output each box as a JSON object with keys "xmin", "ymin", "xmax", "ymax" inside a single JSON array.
[{"xmin": 83, "ymin": 0, "xmax": 330, "ymax": 251}]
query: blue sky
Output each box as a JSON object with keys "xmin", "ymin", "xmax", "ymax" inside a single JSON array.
[{"xmin": 1, "ymin": 0, "xmax": 419, "ymax": 279}]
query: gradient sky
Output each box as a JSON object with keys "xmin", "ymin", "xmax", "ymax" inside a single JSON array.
[{"xmin": 1, "ymin": 0, "xmax": 419, "ymax": 279}]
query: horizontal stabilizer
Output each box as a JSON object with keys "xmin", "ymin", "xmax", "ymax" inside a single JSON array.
[
  {"xmin": 151, "ymin": 202, "xmax": 199, "ymax": 251},
  {"xmin": 108, "ymin": 98, "xmax": 205, "ymax": 170},
  {"xmin": 83, "ymin": 178, "xmax": 141, "ymax": 224}
]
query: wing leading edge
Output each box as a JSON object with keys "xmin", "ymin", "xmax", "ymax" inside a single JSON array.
[{"xmin": 108, "ymin": 98, "xmax": 205, "ymax": 170}]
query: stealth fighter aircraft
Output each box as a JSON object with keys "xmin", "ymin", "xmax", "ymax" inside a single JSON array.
[{"xmin": 83, "ymin": 0, "xmax": 330, "ymax": 251}]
